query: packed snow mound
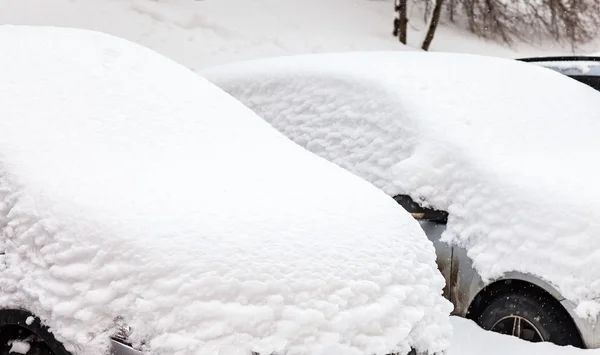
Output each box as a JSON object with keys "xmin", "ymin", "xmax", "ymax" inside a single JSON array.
[
  {"xmin": 203, "ymin": 51, "xmax": 600, "ymax": 320},
  {"xmin": 448, "ymin": 317, "xmax": 600, "ymax": 355},
  {"xmin": 0, "ymin": 27, "xmax": 452, "ymax": 355}
]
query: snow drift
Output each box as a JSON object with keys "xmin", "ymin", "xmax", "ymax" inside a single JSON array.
[
  {"xmin": 0, "ymin": 27, "xmax": 451, "ymax": 355},
  {"xmin": 203, "ymin": 51, "xmax": 600, "ymax": 320},
  {"xmin": 448, "ymin": 316, "xmax": 600, "ymax": 355}
]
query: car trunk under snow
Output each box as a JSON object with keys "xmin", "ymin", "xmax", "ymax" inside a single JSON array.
[
  {"xmin": 0, "ymin": 26, "xmax": 451, "ymax": 355},
  {"xmin": 202, "ymin": 51, "xmax": 600, "ymax": 348}
]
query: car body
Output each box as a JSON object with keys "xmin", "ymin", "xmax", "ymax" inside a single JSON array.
[
  {"xmin": 517, "ymin": 56, "xmax": 600, "ymax": 91},
  {"xmin": 203, "ymin": 51, "xmax": 600, "ymax": 349},
  {"xmin": 0, "ymin": 26, "xmax": 451, "ymax": 355}
]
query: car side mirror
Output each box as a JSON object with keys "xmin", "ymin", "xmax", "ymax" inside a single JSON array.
[{"xmin": 393, "ymin": 195, "xmax": 448, "ymax": 223}]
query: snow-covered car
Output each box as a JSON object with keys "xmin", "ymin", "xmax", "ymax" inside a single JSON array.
[
  {"xmin": 203, "ymin": 52, "xmax": 600, "ymax": 349},
  {"xmin": 0, "ymin": 27, "xmax": 452, "ymax": 355},
  {"xmin": 517, "ymin": 56, "xmax": 600, "ymax": 92}
]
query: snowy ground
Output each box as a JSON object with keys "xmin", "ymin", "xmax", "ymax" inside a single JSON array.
[
  {"xmin": 450, "ymin": 317, "xmax": 600, "ymax": 355},
  {"xmin": 2, "ymin": 0, "xmax": 600, "ymax": 354},
  {"xmin": 1, "ymin": 0, "xmax": 599, "ymax": 72}
]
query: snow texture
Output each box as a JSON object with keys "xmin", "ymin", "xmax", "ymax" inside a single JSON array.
[
  {"xmin": 203, "ymin": 51, "xmax": 600, "ymax": 321},
  {"xmin": 0, "ymin": 27, "xmax": 451, "ymax": 355}
]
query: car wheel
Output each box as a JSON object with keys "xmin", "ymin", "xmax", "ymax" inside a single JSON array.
[
  {"xmin": 475, "ymin": 291, "xmax": 583, "ymax": 347},
  {"xmin": 0, "ymin": 309, "xmax": 70, "ymax": 355}
]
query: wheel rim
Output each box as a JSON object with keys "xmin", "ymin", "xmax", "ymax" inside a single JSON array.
[{"xmin": 490, "ymin": 315, "xmax": 545, "ymax": 342}]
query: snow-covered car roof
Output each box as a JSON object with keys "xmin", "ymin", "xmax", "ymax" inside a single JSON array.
[
  {"xmin": 0, "ymin": 26, "xmax": 451, "ymax": 355},
  {"xmin": 202, "ymin": 51, "xmax": 600, "ymax": 320}
]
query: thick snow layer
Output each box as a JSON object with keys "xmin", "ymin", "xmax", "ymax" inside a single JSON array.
[
  {"xmin": 448, "ymin": 316, "xmax": 600, "ymax": 355},
  {"xmin": 203, "ymin": 51, "xmax": 600, "ymax": 320},
  {"xmin": 0, "ymin": 27, "xmax": 452, "ymax": 355}
]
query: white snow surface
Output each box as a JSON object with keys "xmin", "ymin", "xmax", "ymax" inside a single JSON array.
[
  {"xmin": 0, "ymin": 27, "xmax": 452, "ymax": 355},
  {"xmin": 448, "ymin": 316, "xmax": 600, "ymax": 355},
  {"xmin": 203, "ymin": 51, "xmax": 600, "ymax": 320}
]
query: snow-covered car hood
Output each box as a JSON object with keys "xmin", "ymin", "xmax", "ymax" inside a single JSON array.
[
  {"xmin": 202, "ymin": 51, "xmax": 600, "ymax": 320},
  {"xmin": 0, "ymin": 27, "xmax": 451, "ymax": 355}
]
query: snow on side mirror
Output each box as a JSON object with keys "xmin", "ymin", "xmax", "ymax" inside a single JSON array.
[{"xmin": 393, "ymin": 195, "xmax": 448, "ymax": 223}]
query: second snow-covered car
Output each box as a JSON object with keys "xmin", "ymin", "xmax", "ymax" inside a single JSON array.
[
  {"xmin": 203, "ymin": 51, "xmax": 600, "ymax": 349},
  {"xmin": 517, "ymin": 56, "xmax": 600, "ymax": 92},
  {"xmin": 0, "ymin": 28, "xmax": 451, "ymax": 355}
]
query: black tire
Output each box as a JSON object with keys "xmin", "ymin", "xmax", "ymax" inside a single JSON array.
[
  {"xmin": 0, "ymin": 309, "xmax": 70, "ymax": 355},
  {"xmin": 475, "ymin": 291, "xmax": 583, "ymax": 348}
]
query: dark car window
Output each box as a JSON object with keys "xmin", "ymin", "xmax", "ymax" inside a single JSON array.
[
  {"xmin": 517, "ymin": 57, "xmax": 600, "ymax": 91},
  {"xmin": 522, "ymin": 60, "xmax": 600, "ymax": 92},
  {"xmin": 537, "ymin": 62, "xmax": 600, "ymax": 76}
]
